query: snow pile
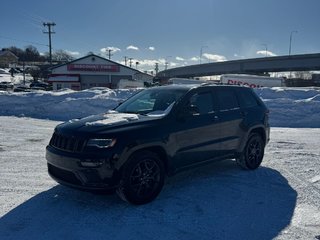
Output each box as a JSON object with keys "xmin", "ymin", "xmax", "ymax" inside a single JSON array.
[
  {"xmin": 0, "ymin": 88, "xmax": 139, "ymax": 121},
  {"xmin": 254, "ymin": 87, "xmax": 320, "ymax": 127},
  {"xmin": 0, "ymin": 87, "xmax": 320, "ymax": 127},
  {"xmin": 0, "ymin": 71, "xmax": 33, "ymax": 85}
]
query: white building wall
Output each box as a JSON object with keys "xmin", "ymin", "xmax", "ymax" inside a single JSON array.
[
  {"xmin": 50, "ymin": 55, "xmax": 153, "ymax": 89},
  {"xmin": 52, "ymin": 55, "xmax": 137, "ymax": 76}
]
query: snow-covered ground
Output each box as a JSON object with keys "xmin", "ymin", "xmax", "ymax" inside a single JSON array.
[
  {"xmin": 0, "ymin": 70, "xmax": 33, "ymax": 85},
  {"xmin": 0, "ymin": 86, "xmax": 320, "ymax": 239},
  {"xmin": 0, "ymin": 86, "xmax": 320, "ymax": 127},
  {"xmin": 0, "ymin": 117, "xmax": 319, "ymax": 240}
]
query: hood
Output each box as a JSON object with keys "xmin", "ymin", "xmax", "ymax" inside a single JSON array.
[{"xmin": 56, "ymin": 111, "xmax": 161, "ymax": 134}]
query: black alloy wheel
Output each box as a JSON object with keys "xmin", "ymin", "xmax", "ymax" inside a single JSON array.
[
  {"xmin": 117, "ymin": 151, "xmax": 165, "ymax": 204},
  {"xmin": 246, "ymin": 136, "xmax": 263, "ymax": 169},
  {"xmin": 236, "ymin": 133, "xmax": 265, "ymax": 170}
]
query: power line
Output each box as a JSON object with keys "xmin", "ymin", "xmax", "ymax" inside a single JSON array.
[
  {"xmin": 43, "ymin": 22, "xmax": 56, "ymax": 66},
  {"xmin": 0, "ymin": 35, "xmax": 48, "ymax": 47}
]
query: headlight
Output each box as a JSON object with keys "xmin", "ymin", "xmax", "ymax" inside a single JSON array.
[{"xmin": 86, "ymin": 139, "xmax": 116, "ymax": 148}]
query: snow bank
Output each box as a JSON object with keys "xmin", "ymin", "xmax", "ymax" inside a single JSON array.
[
  {"xmin": 254, "ymin": 87, "xmax": 320, "ymax": 127},
  {"xmin": 0, "ymin": 87, "xmax": 320, "ymax": 127},
  {"xmin": 0, "ymin": 88, "xmax": 139, "ymax": 121}
]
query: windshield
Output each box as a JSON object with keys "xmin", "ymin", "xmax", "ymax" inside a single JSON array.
[{"xmin": 115, "ymin": 87, "xmax": 187, "ymax": 116}]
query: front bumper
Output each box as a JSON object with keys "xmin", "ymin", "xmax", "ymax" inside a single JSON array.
[{"xmin": 46, "ymin": 146, "xmax": 120, "ymax": 190}]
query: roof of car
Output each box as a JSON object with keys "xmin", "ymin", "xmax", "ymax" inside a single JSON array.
[{"xmin": 152, "ymin": 83, "xmax": 246, "ymax": 91}]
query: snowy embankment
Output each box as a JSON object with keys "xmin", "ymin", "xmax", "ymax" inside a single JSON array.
[{"xmin": 0, "ymin": 86, "xmax": 320, "ymax": 127}]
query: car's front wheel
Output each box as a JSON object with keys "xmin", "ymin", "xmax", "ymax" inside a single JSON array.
[
  {"xmin": 236, "ymin": 133, "xmax": 265, "ymax": 170},
  {"xmin": 117, "ymin": 151, "xmax": 165, "ymax": 205}
]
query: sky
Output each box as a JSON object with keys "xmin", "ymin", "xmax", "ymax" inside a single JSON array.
[{"xmin": 1, "ymin": 0, "xmax": 320, "ymax": 72}]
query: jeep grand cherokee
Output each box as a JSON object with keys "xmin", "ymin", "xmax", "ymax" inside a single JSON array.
[{"xmin": 46, "ymin": 84, "xmax": 270, "ymax": 204}]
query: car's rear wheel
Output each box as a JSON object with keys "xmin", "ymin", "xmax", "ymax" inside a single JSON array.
[
  {"xmin": 236, "ymin": 133, "xmax": 265, "ymax": 170},
  {"xmin": 117, "ymin": 151, "xmax": 165, "ymax": 205}
]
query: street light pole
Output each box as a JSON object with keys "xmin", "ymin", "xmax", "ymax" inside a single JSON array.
[
  {"xmin": 165, "ymin": 56, "xmax": 172, "ymax": 70},
  {"xmin": 262, "ymin": 44, "xmax": 268, "ymax": 57},
  {"xmin": 289, "ymin": 31, "xmax": 298, "ymax": 56},
  {"xmin": 200, "ymin": 46, "xmax": 208, "ymax": 64}
]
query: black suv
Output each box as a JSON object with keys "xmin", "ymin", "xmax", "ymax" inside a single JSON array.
[{"xmin": 46, "ymin": 84, "xmax": 270, "ymax": 204}]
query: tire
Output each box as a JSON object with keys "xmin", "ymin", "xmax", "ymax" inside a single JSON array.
[
  {"xmin": 117, "ymin": 151, "xmax": 165, "ymax": 205},
  {"xmin": 236, "ymin": 133, "xmax": 265, "ymax": 170}
]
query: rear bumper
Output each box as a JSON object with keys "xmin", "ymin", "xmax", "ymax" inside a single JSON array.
[{"xmin": 46, "ymin": 146, "xmax": 120, "ymax": 190}]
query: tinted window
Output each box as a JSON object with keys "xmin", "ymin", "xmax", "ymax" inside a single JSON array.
[
  {"xmin": 188, "ymin": 92, "xmax": 214, "ymax": 115},
  {"xmin": 237, "ymin": 89, "xmax": 259, "ymax": 108},
  {"xmin": 116, "ymin": 88, "xmax": 187, "ymax": 114},
  {"xmin": 216, "ymin": 89, "xmax": 239, "ymax": 111}
]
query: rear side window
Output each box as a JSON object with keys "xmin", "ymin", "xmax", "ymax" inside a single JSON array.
[
  {"xmin": 216, "ymin": 89, "xmax": 239, "ymax": 111},
  {"xmin": 237, "ymin": 89, "xmax": 259, "ymax": 108}
]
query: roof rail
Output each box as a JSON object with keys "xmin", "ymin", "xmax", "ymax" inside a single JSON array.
[{"xmin": 200, "ymin": 82, "xmax": 218, "ymax": 86}]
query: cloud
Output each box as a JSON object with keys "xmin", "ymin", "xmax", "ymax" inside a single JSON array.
[
  {"xmin": 127, "ymin": 45, "xmax": 139, "ymax": 51},
  {"xmin": 175, "ymin": 56, "xmax": 185, "ymax": 61},
  {"xmin": 234, "ymin": 53, "xmax": 245, "ymax": 59},
  {"xmin": 256, "ymin": 50, "xmax": 277, "ymax": 57},
  {"xmin": 190, "ymin": 57, "xmax": 199, "ymax": 61},
  {"xmin": 202, "ymin": 53, "xmax": 227, "ymax": 62},
  {"xmin": 100, "ymin": 47, "xmax": 121, "ymax": 53},
  {"xmin": 148, "ymin": 46, "xmax": 155, "ymax": 51},
  {"xmin": 135, "ymin": 58, "xmax": 166, "ymax": 67},
  {"xmin": 65, "ymin": 50, "xmax": 80, "ymax": 56}
]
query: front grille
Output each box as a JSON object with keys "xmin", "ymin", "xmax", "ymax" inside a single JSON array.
[
  {"xmin": 48, "ymin": 163, "xmax": 82, "ymax": 185},
  {"xmin": 49, "ymin": 132, "xmax": 86, "ymax": 152}
]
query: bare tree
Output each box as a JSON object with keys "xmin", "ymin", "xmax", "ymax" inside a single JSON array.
[{"xmin": 44, "ymin": 50, "xmax": 74, "ymax": 63}]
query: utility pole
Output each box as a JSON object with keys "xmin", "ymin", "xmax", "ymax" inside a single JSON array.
[
  {"xmin": 155, "ymin": 63, "xmax": 159, "ymax": 75},
  {"xmin": 107, "ymin": 49, "xmax": 113, "ymax": 60},
  {"xmin": 43, "ymin": 22, "xmax": 56, "ymax": 67},
  {"xmin": 124, "ymin": 56, "xmax": 128, "ymax": 66},
  {"xmin": 128, "ymin": 58, "xmax": 133, "ymax": 68}
]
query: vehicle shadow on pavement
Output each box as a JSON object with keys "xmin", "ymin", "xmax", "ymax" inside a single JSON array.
[{"xmin": 0, "ymin": 160, "xmax": 297, "ymax": 240}]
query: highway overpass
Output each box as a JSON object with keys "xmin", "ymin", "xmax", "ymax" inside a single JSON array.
[{"xmin": 156, "ymin": 53, "xmax": 320, "ymax": 78}]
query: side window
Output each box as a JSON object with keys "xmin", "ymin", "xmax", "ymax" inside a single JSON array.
[
  {"xmin": 237, "ymin": 89, "xmax": 259, "ymax": 108},
  {"xmin": 188, "ymin": 92, "xmax": 214, "ymax": 115},
  {"xmin": 216, "ymin": 89, "xmax": 239, "ymax": 111}
]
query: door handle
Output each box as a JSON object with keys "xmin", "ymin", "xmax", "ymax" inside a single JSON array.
[{"xmin": 212, "ymin": 115, "xmax": 219, "ymax": 121}]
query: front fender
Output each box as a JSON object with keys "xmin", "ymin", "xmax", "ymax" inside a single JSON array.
[{"xmin": 114, "ymin": 140, "xmax": 169, "ymax": 171}]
